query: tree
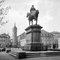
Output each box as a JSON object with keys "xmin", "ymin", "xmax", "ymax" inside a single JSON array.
[{"xmin": 0, "ymin": 0, "xmax": 11, "ymax": 26}]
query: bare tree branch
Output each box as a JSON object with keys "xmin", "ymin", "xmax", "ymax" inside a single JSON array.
[{"xmin": 0, "ymin": 0, "xmax": 11, "ymax": 26}]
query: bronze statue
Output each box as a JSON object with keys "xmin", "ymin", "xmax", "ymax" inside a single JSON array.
[{"xmin": 27, "ymin": 5, "xmax": 39, "ymax": 25}]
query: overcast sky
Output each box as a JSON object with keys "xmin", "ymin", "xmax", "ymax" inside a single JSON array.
[{"xmin": 0, "ymin": 0, "xmax": 60, "ymax": 37}]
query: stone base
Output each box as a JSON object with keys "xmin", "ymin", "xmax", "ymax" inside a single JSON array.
[
  {"xmin": 31, "ymin": 43, "xmax": 43, "ymax": 51},
  {"xmin": 24, "ymin": 24, "xmax": 42, "ymax": 51},
  {"xmin": 22, "ymin": 43, "xmax": 43, "ymax": 51}
]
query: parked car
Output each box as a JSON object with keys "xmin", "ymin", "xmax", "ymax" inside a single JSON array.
[
  {"xmin": 0, "ymin": 48, "xmax": 5, "ymax": 52},
  {"xmin": 6, "ymin": 48, "xmax": 11, "ymax": 53},
  {"xmin": 1, "ymin": 48, "xmax": 5, "ymax": 51}
]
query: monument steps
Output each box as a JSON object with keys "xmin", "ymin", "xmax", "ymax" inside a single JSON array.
[
  {"xmin": 9, "ymin": 51, "xmax": 26, "ymax": 59},
  {"xmin": 26, "ymin": 52, "xmax": 47, "ymax": 58},
  {"xmin": 8, "ymin": 51, "xmax": 60, "ymax": 59},
  {"xmin": 8, "ymin": 51, "xmax": 18, "ymax": 58}
]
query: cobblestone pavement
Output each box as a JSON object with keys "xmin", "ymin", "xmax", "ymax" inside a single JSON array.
[
  {"xmin": 0, "ymin": 52, "xmax": 60, "ymax": 60},
  {"xmin": 25, "ymin": 56, "xmax": 60, "ymax": 60},
  {"xmin": 0, "ymin": 52, "xmax": 19, "ymax": 60}
]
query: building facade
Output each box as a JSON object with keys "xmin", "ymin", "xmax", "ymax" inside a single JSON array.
[
  {"xmin": 0, "ymin": 33, "xmax": 11, "ymax": 48},
  {"xmin": 51, "ymin": 32, "xmax": 60, "ymax": 49},
  {"xmin": 41, "ymin": 30, "xmax": 54, "ymax": 49},
  {"xmin": 18, "ymin": 32, "xmax": 26, "ymax": 48}
]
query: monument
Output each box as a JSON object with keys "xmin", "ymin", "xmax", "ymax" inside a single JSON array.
[{"xmin": 25, "ymin": 5, "xmax": 43, "ymax": 51}]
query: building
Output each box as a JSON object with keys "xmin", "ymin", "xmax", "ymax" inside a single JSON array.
[
  {"xmin": 0, "ymin": 33, "xmax": 11, "ymax": 48},
  {"xmin": 51, "ymin": 32, "xmax": 60, "ymax": 49},
  {"xmin": 41, "ymin": 30, "xmax": 54, "ymax": 49},
  {"xmin": 12, "ymin": 23, "xmax": 18, "ymax": 47},
  {"xmin": 18, "ymin": 32, "xmax": 26, "ymax": 48}
]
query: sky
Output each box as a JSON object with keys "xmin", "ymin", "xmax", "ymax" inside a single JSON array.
[{"xmin": 0, "ymin": 0, "xmax": 60, "ymax": 38}]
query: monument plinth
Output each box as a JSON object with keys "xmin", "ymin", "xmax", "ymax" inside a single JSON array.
[
  {"xmin": 23, "ymin": 5, "xmax": 43, "ymax": 51},
  {"xmin": 25, "ymin": 24, "xmax": 42, "ymax": 51}
]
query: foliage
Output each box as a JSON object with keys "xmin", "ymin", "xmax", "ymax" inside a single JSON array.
[{"xmin": 0, "ymin": 0, "xmax": 11, "ymax": 26}]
